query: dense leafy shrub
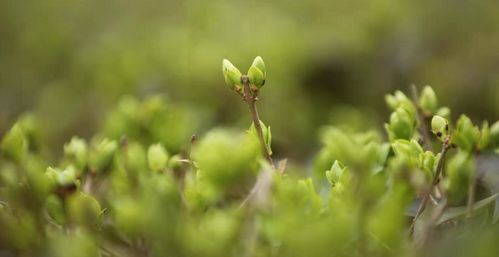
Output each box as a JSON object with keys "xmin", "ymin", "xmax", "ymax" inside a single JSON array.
[{"xmin": 1, "ymin": 57, "xmax": 499, "ymax": 257}]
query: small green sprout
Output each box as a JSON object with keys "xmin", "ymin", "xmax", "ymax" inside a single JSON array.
[
  {"xmin": 222, "ymin": 59, "xmax": 243, "ymax": 91},
  {"xmin": 248, "ymin": 56, "xmax": 266, "ymax": 89},
  {"xmin": 419, "ymin": 86, "xmax": 438, "ymax": 114}
]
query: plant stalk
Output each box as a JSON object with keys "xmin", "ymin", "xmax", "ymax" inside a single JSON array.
[
  {"xmin": 410, "ymin": 141, "xmax": 450, "ymax": 236},
  {"xmin": 242, "ymin": 76, "xmax": 274, "ymax": 168}
]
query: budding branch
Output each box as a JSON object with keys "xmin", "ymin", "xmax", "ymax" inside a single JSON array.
[{"xmin": 241, "ymin": 75, "xmax": 274, "ymax": 168}]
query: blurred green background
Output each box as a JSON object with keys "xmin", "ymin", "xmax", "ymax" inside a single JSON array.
[{"xmin": 1, "ymin": 0, "xmax": 499, "ymax": 161}]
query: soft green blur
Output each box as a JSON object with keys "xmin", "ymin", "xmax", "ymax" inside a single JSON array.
[{"xmin": 2, "ymin": 0, "xmax": 499, "ymax": 161}]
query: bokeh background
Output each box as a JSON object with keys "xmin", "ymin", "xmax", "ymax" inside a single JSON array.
[{"xmin": 1, "ymin": 0, "xmax": 499, "ymax": 162}]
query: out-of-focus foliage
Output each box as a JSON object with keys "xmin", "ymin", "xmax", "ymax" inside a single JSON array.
[
  {"xmin": 2, "ymin": 1, "xmax": 499, "ymax": 256},
  {"xmin": 2, "ymin": 0, "xmax": 499, "ymax": 160},
  {"xmin": 1, "ymin": 86, "xmax": 499, "ymax": 256}
]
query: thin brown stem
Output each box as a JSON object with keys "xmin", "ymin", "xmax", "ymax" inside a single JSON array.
[
  {"xmin": 432, "ymin": 144, "xmax": 450, "ymax": 186},
  {"xmin": 410, "ymin": 141, "xmax": 450, "ymax": 236},
  {"xmin": 409, "ymin": 194, "xmax": 429, "ymax": 235},
  {"xmin": 466, "ymin": 175, "xmax": 476, "ymax": 218},
  {"xmin": 411, "ymin": 85, "xmax": 433, "ymax": 151},
  {"xmin": 241, "ymin": 76, "xmax": 274, "ymax": 168},
  {"xmin": 418, "ymin": 198, "xmax": 447, "ymax": 248}
]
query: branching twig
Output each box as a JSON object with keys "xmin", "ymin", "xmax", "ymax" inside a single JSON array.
[
  {"xmin": 432, "ymin": 144, "xmax": 450, "ymax": 186},
  {"xmin": 241, "ymin": 76, "xmax": 274, "ymax": 168},
  {"xmin": 409, "ymin": 140, "xmax": 450, "ymax": 236}
]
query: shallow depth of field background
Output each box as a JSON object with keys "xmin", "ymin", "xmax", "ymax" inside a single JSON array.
[{"xmin": 1, "ymin": 0, "xmax": 499, "ymax": 162}]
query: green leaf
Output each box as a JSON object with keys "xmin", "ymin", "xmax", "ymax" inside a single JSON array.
[
  {"xmin": 248, "ymin": 120, "xmax": 272, "ymax": 155},
  {"xmin": 452, "ymin": 115, "xmax": 481, "ymax": 152},
  {"xmin": 436, "ymin": 194, "xmax": 497, "ymax": 225},
  {"xmin": 419, "ymin": 151, "xmax": 437, "ymax": 179},
  {"xmin": 67, "ymin": 192, "xmax": 102, "ymax": 228},
  {"xmin": 1, "ymin": 124, "xmax": 28, "ymax": 163},
  {"xmin": 45, "ymin": 195, "xmax": 66, "ymax": 224},
  {"xmin": 445, "ymin": 152, "xmax": 475, "ymax": 205},
  {"xmin": 386, "ymin": 108, "xmax": 415, "ymax": 141},
  {"xmin": 478, "ymin": 121, "xmax": 491, "ymax": 151},
  {"xmin": 266, "ymin": 125, "xmax": 272, "ymax": 155},
  {"xmin": 325, "ymin": 160, "xmax": 347, "ymax": 187},
  {"xmin": 391, "ymin": 139, "xmax": 423, "ymax": 160},
  {"xmin": 89, "ymin": 138, "xmax": 118, "ymax": 172},
  {"xmin": 64, "ymin": 137, "xmax": 88, "ymax": 171},
  {"xmin": 385, "ymin": 90, "xmax": 416, "ymax": 119},
  {"xmin": 45, "ymin": 166, "xmax": 78, "ymax": 187}
]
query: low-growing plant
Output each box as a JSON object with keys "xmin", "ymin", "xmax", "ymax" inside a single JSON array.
[{"xmin": 1, "ymin": 57, "xmax": 499, "ymax": 257}]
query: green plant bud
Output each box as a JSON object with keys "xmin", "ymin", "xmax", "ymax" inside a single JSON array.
[
  {"xmin": 64, "ymin": 137, "xmax": 88, "ymax": 171},
  {"xmin": 477, "ymin": 121, "xmax": 491, "ymax": 151},
  {"xmin": 451, "ymin": 115, "xmax": 480, "ymax": 152},
  {"xmin": 431, "ymin": 115, "xmax": 449, "ymax": 139},
  {"xmin": 126, "ymin": 142, "xmax": 147, "ymax": 172},
  {"xmin": 325, "ymin": 160, "xmax": 347, "ymax": 187},
  {"xmin": 66, "ymin": 192, "xmax": 102, "ymax": 228},
  {"xmin": 392, "ymin": 139, "xmax": 423, "ymax": 160},
  {"xmin": 385, "ymin": 91, "xmax": 416, "ymax": 119},
  {"xmin": 251, "ymin": 56, "xmax": 266, "ymax": 76},
  {"xmin": 1, "ymin": 123, "xmax": 28, "ymax": 163},
  {"xmin": 17, "ymin": 114, "xmax": 42, "ymax": 150},
  {"xmin": 248, "ymin": 66, "xmax": 265, "ymax": 89},
  {"xmin": 89, "ymin": 138, "xmax": 118, "ymax": 172},
  {"xmin": 45, "ymin": 194, "xmax": 66, "ymax": 224},
  {"xmin": 445, "ymin": 152, "xmax": 474, "ymax": 205},
  {"xmin": 319, "ymin": 128, "xmax": 384, "ymax": 171},
  {"xmin": 386, "ymin": 108, "xmax": 414, "ymax": 141},
  {"xmin": 46, "ymin": 166, "xmax": 77, "ymax": 187},
  {"xmin": 419, "ymin": 151, "xmax": 436, "ymax": 179},
  {"xmin": 385, "ymin": 91, "xmax": 409, "ymax": 109},
  {"xmin": 419, "ymin": 86, "xmax": 438, "ymax": 114},
  {"xmin": 436, "ymin": 106, "xmax": 451, "ymax": 120},
  {"xmin": 147, "ymin": 143, "xmax": 169, "ymax": 172},
  {"xmin": 490, "ymin": 121, "xmax": 499, "ymax": 147},
  {"xmin": 222, "ymin": 59, "xmax": 242, "ymax": 89}
]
